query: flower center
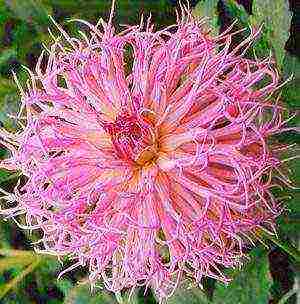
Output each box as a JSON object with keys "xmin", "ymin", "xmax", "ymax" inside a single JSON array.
[{"xmin": 103, "ymin": 112, "xmax": 157, "ymax": 166}]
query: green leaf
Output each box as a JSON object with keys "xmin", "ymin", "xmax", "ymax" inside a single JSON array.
[
  {"xmin": 62, "ymin": 282, "xmax": 139, "ymax": 304},
  {"xmin": 280, "ymin": 195, "xmax": 300, "ymax": 238},
  {"xmin": 0, "ymin": 248, "xmax": 37, "ymax": 258},
  {"xmin": 0, "ymin": 49, "xmax": 17, "ymax": 69},
  {"xmin": 0, "ymin": 147, "xmax": 8, "ymax": 159},
  {"xmin": 249, "ymin": 0, "xmax": 292, "ymax": 70},
  {"xmin": 0, "ymin": 77, "xmax": 17, "ymax": 97},
  {"xmin": 193, "ymin": 0, "xmax": 220, "ymax": 36},
  {"xmin": 224, "ymin": 0, "xmax": 249, "ymax": 26},
  {"xmin": 212, "ymin": 248, "xmax": 272, "ymax": 304},
  {"xmin": 63, "ymin": 283, "xmax": 121, "ymax": 304},
  {"xmin": 275, "ymin": 134, "xmax": 300, "ymax": 242},
  {"xmin": 167, "ymin": 280, "xmax": 210, "ymax": 304},
  {"xmin": 0, "ymin": 256, "xmax": 41, "ymax": 299},
  {"xmin": 277, "ymin": 178, "xmax": 300, "ymax": 241},
  {"xmin": 5, "ymin": 0, "xmax": 52, "ymax": 28},
  {"xmin": 261, "ymin": 231, "xmax": 300, "ymax": 263},
  {"xmin": 56, "ymin": 279, "xmax": 74, "ymax": 297},
  {"xmin": 0, "ymin": 250, "xmax": 58, "ymax": 300},
  {"xmin": 0, "ymin": 256, "xmax": 33, "ymax": 272},
  {"xmin": 282, "ymin": 54, "xmax": 300, "ymax": 108},
  {"xmin": 33, "ymin": 256, "xmax": 61, "ymax": 296},
  {"xmin": 0, "ymin": 170, "xmax": 20, "ymax": 184},
  {"xmin": 0, "ymin": 78, "xmax": 19, "ymax": 130},
  {"xmin": 0, "ymin": 249, "xmax": 38, "ymax": 278},
  {"xmin": 0, "ymin": 170, "xmax": 12, "ymax": 183}
]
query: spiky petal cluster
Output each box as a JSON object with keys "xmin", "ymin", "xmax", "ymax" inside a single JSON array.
[{"xmin": 0, "ymin": 7, "xmax": 292, "ymax": 300}]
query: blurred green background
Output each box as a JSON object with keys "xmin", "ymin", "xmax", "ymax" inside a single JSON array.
[{"xmin": 0, "ymin": 0, "xmax": 299, "ymax": 303}]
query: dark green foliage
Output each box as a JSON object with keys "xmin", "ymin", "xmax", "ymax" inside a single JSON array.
[
  {"xmin": 212, "ymin": 248, "xmax": 272, "ymax": 304},
  {"xmin": 0, "ymin": 0, "xmax": 298, "ymax": 303}
]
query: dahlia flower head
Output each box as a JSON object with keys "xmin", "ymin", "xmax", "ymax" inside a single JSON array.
[{"xmin": 0, "ymin": 4, "xmax": 295, "ymax": 301}]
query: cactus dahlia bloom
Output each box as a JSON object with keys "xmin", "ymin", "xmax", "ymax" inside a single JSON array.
[{"xmin": 0, "ymin": 4, "xmax": 295, "ymax": 301}]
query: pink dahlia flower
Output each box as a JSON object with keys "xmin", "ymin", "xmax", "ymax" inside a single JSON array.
[{"xmin": 0, "ymin": 3, "xmax": 296, "ymax": 301}]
